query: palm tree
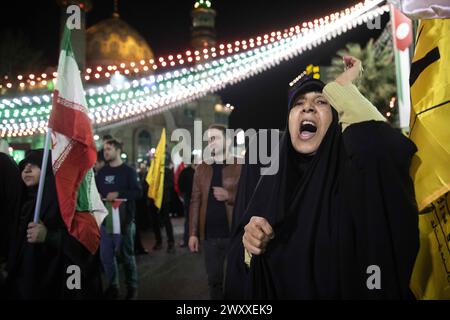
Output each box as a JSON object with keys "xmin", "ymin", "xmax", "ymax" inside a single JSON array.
[{"xmin": 322, "ymin": 39, "xmax": 398, "ymax": 124}]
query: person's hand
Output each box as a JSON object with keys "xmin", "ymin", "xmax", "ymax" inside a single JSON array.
[
  {"xmin": 189, "ymin": 236, "xmax": 199, "ymax": 253},
  {"xmin": 243, "ymin": 216, "xmax": 274, "ymax": 255},
  {"xmin": 335, "ymin": 55, "xmax": 363, "ymax": 86},
  {"xmin": 212, "ymin": 187, "xmax": 229, "ymax": 202},
  {"xmin": 27, "ymin": 222, "xmax": 48, "ymax": 244},
  {"xmin": 106, "ymin": 192, "xmax": 119, "ymax": 201}
]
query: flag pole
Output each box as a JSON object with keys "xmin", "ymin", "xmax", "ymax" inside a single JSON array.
[
  {"xmin": 32, "ymin": 20, "xmax": 68, "ymax": 224},
  {"xmin": 33, "ymin": 128, "xmax": 52, "ymax": 223}
]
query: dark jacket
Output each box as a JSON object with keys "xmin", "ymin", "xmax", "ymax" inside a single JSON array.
[
  {"xmin": 7, "ymin": 173, "xmax": 103, "ymax": 300},
  {"xmin": 96, "ymin": 163, "xmax": 142, "ymax": 232},
  {"xmin": 0, "ymin": 153, "xmax": 22, "ymax": 264},
  {"xmin": 178, "ymin": 166, "xmax": 195, "ymax": 200},
  {"xmin": 225, "ymin": 81, "xmax": 419, "ymax": 300}
]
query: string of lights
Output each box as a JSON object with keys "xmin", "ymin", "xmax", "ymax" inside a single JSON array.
[
  {"xmin": 0, "ymin": 1, "xmax": 389, "ymax": 137},
  {"xmin": 0, "ymin": 0, "xmax": 384, "ymax": 93}
]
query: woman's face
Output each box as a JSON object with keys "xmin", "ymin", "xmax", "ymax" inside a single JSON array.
[
  {"xmin": 288, "ymin": 92, "xmax": 333, "ymax": 155},
  {"xmin": 21, "ymin": 163, "xmax": 41, "ymax": 187}
]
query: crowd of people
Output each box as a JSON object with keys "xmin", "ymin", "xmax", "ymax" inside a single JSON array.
[
  {"xmin": 0, "ymin": 121, "xmax": 242, "ymax": 300},
  {"xmin": 0, "ymin": 56, "xmax": 422, "ymax": 300}
]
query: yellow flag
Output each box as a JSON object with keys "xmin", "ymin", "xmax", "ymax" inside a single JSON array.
[
  {"xmin": 409, "ymin": 19, "xmax": 450, "ymax": 300},
  {"xmin": 146, "ymin": 128, "xmax": 166, "ymax": 209}
]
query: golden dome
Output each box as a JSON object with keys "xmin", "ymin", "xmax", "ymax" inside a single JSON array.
[{"xmin": 86, "ymin": 16, "xmax": 154, "ymax": 66}]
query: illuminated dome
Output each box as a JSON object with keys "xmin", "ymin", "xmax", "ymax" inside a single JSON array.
[{"xmin": 86, "ymin": 15, "xmax": 155, "ymax": 66}]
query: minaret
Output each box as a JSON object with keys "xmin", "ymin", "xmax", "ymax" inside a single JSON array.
[
  {"xmin": 113, "ymin": 0, "xmax": 120, "ymax": 18},
  {"xmin": 188, "ymin": 0, "xmax": 228, "ymax": 130},
  {"xmin": 56, "ymin": 0, "xmax": 92, "ymax": 71},
  {"xmin": 191, "ymin": 0, "xmax": 217, "ymax": 49}
]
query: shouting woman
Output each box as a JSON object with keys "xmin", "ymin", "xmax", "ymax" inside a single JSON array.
[{"xmin": 226, "ymin": 56, "xmax": 419, "ymax": 300}]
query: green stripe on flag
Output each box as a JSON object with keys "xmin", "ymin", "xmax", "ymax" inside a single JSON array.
[
  {"xmin": 104, "ymin": 201, "xmax": 114, "ymax": 234},
  {"xmin": 61, "ymin": 26, "xmax": 76, "ymax": 59},
  {"xmin": 76, "ymin": 169, "xmax": 93, "ymax": 212}
]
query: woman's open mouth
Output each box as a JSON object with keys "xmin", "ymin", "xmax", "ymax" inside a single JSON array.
[{"xmin": 299, "ymin": 120, "xmax": 317, "ymax": 141}]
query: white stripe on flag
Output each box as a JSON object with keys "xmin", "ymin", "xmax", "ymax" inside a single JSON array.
[
  {"xmin": 112, "ymin": 207, "xmax": 121, "ymax": 235},
  {"xmin": 88, "ymin": 170, "xmax": 108, "ymax": 227}
]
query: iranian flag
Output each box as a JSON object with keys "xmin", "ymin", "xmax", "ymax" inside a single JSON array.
[{"xmin": 48, "ymin": 27, "xmax": 107, "ymax": 255}]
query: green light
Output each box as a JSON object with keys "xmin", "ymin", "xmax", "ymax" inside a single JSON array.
[
  {"xmin": 47, "ymin": 80, "xmax": 55, "ymax": 91},
  {"xmin": 12, "ymin": 150, "xmax": 25, "ymax": 163},
  {"xmin": 195, "ymin": 0, "xmax": 211, "ymax": 9}
]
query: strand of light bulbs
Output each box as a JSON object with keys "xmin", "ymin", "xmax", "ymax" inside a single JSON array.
[
  {"xmin": 0, "ymin": 0, "xmax": 384, "ymax": 114},
  {"xmin": 1, "ymin": 2, "xmax": 388, "ymax": 137},
  {"xmin": 0, "ymin": 0, "xmax": 382, "ymax": 93}
]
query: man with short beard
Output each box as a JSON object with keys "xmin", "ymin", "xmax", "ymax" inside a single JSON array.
[
  {"xmin": 189, "ymin": 124, "xmax": 242, "ymax": 300},
  {"xmin": 96, "ymin": 139, "xmax": 141, "ymax": 300}
]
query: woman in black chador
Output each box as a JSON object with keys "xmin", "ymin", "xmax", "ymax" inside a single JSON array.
[
  {"xmin": 6, "ymin": 149, "xmax": 103, "ymax": 299},
  {"xmin": 225, "ymin": 57, "xmax": 419, "ymax": 300}
]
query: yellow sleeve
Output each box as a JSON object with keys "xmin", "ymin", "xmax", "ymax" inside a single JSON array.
[{"xmin": 323, "ymin": 82, "xmax": 387, "ymax": 131}]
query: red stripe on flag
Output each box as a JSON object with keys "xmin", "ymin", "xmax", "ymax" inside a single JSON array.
[
  {"xmin": 49, "ymin": 91, "xmax": 99, "ymax": 254},
  {"xmin": 70, "ymin": 212, "xmax": 100, "ymax": 254},
  {"xmin": 49, "ymin": 91, "xmax": 96, "ymax": 153},
  {"xmin": 112, "ymin": 200, "xmax": 124, "ymax": 209},
  {"xmin": 53, "ymin": 141, "xmax": 96, "ymax": 226},
  {"xmin": 174, "ymin": 162, "xmax": 185, "ymax": 197}
]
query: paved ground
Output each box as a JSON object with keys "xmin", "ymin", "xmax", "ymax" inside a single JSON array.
[{"xmin": 117, "ymin": 217, "xmax": 210, "ymax": 300}]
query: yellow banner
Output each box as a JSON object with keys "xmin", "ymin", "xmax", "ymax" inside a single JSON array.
[
  {"xmin": 411, "ymin": 193, "xmax": 450, "ymax": 299},
  {"xmin": 146, "ymin": 128, "xmax": 166, "ymax": 209},
  {"xmin": 409, "ymin": 19, "xmax": 450, "ymax": 300},
  {"xmin": 409, "ymin": 19, "xmax": 450, "ymax": 211}
]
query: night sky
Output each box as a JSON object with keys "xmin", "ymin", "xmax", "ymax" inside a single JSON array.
[{"xmin": 0, "ymin": 0, "xmax": 387, "ymax": 130}]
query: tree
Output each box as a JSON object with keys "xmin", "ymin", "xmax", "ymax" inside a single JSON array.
[{"xmin": 322, "ymin": 39, "xmax": 398, "ymax": 124}]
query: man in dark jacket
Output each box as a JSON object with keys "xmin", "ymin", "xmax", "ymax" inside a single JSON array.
[{"xmin": 96, "ymin": 139, "xmax": 142, "ymax": 300}]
